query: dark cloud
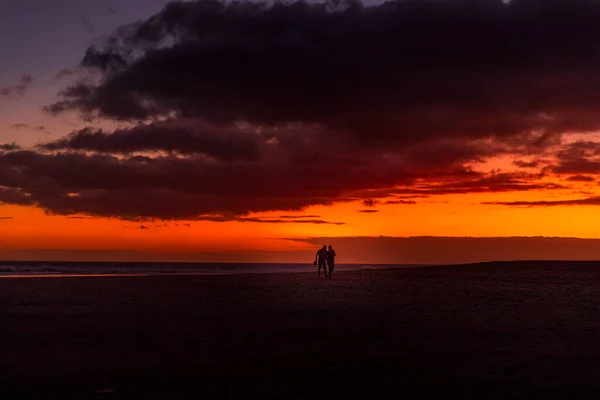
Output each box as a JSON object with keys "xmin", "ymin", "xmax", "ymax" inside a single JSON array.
[
  {"xmin": 565, "ymin": 175, "xmax": 595, "ymax": 182},
  {"xmin": 9, "ymin": 124, "xmax": 47, "ymax": 134},
  {"xmin": 235, "ymin": 217, "xmax": 343, "ymax": 225},
  {"xmin": 358, "ymin": 209, "xmax": 378, "ymax": 213},
  {"xmin": 38, "ymin": 122, "xmax": 514, "ymax": 172},
  {"xmin": 396, "ymin": 195, "xmax": 429, "ymax": 200},
  {"xmin": 0, "ymin": 187, "xmax": 35, "ymax": 207},
  {"xmin": 551, "ymin": 141, "xmax": 600, "ymax": 174},
  {"xmin": 1, "ymin": 75, "xmax": 33, "ymax": 96},
  {"xmin": 139, "ymin": 224, "xmax": 150, "ymax": 229},
  {"xmin": 513, "ymin": 159, "xmax": 544, "ymax": 168},
  {"xmin": 0, "ymin": 145, "xmax": 557, "ymax": 219},
  {"xmin": 3, "ymin": 123, "xmax": 564, "ymax": 221},
  {"xmin": 0, "ymin": 217, "xmax": 13, "ymax": 220},
  {"xmin": 362, "ymin": 199, "xmax": 378, "ymax": 208},
  {"xmin": 557, "ymin": 141, "xmax": 600, "ymax": 159},
  {"xmin": 0, "ymin": 143, "xmax": 21, "ymax": 151},
  {"xmin": 56, "ymin": 69, "xmax": 75, "ymax": 80},
  {"xmin": 40, "ymin": 120, "xmax": 279, "ymax": 160},
  {"xmin": 277, "ymin": 215, "xmax": 321, "ymax": 219},
  {"xmin": 33, "ymin": 126, "xmax": 48, "ymax": 133},
  {"xmin": 483, "ymin": 197, "xmax": 600, "ymax": 207},
  {"xmin": 133, "ymin": 215, "xmax": 342, "ymax": 224},
  {"xmin": 0, "ymin": 148, "xmax": 414, "ymax": 219},
  {"xmin": 46, "ymin": 0, "xmax": 600, "ymax": 145},
  {"xmin": 366, "ymin": 173, "xmax": 565, "ymax": 196},
  {"xmin": 16, "ymin": 111, "xmax": 549, "ymax": 220},
  {"xmin": 385, "ymin": 200, "xmax": 417, "ymax": 205},
  {"xmin": 11, "ymin": 0, "xmax": 600, "ymax": 221},
  {"xmin": 553, "ymin": 159, "xmax": 600, "ymax": 175}
]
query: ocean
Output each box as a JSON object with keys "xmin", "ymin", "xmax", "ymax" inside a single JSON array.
[{"xmin": 0, "ymin": 261, "xmax": 423, "ymax": 276}]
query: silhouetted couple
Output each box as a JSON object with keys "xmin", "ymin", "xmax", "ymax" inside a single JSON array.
[{"xmin": 315, "ymin": 245, "xmax": 336, "ymax": 279}]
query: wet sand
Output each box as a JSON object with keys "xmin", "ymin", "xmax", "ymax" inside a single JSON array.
[{"xmin": 3, "ymin": 262, "xmax": 600, "ymax": 399}]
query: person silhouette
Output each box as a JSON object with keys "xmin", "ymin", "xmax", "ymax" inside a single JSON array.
[
  {"xmin": 315, "ymin": 245, "xmax": 328, "ymax": 278},
  {"xmin": 327, "ymin": 245, "xmax": 336, "ymax": 279}
]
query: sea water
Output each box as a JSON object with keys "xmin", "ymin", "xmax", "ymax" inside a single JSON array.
[{"xmin": 0, "ymin": 262, "xmax": 423, "ymax": 276}]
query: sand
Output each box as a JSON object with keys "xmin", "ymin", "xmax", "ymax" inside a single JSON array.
[{"xmin": 3, "ymin": 262, "xmax": 600, "ymax": 399}]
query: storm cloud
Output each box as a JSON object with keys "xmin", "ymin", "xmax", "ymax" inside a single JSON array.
[
  {"xmin": 4, "ymin": 0, "xmax": 600, "ymax": 220},
  {"xmin": 0, "ymin": 143, "xmax": 496, "ymax": 219},
  {"xmin": 46, "ymin": 0, "xmax": 600, "ymax": 142}
]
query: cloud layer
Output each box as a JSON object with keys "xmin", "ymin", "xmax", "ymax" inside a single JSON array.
[
  {"xmin": 1, "ymin": 75, "xmax": 33, "ymax": 97},
  {"xmin": 3, "ymin": 0, "xmax": 600, "ymax": 220},
  {"xmin": 47, "ymin": 0, "xmax": 600, "ymax": 140}
]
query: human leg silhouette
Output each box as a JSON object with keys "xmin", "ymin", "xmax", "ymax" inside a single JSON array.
[{"xmin": 318, "ymin": 261, "xmax": 327, "ymax": 278}]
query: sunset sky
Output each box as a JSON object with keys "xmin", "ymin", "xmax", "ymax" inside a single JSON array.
[{"xmin": 4, "ymin": 0, "xmax": 600, "ymax": 263}]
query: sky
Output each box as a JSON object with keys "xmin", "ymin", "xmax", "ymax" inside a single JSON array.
[{"xmin": 4, "ymin": 0, "xmax": 600, "ymax": 263}]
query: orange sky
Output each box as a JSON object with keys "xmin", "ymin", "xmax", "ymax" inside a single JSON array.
[
  {"xmin": 3, "ymin": 176, "xmax": 600, "ymax": 262},
  {"xmin": 5, "ymin": 0, "xmax": 600, "ymax": 263},
  {"xmin": 2, "ymin": 96, "xmax": 600, "ymax": 262}
]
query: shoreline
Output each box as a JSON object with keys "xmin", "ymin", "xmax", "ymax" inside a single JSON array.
[
  {"xmin": 0, "ymin": 264, "xmax": 432, "ymax": 279},
  {"xmin": 0, "ymin": 269, "xmax": 400, "ymax": 279}
]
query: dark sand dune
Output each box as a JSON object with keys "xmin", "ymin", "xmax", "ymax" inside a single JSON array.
[{"xmin": 3, "ymin": 262, "xmax": 600, "ymax": 399}]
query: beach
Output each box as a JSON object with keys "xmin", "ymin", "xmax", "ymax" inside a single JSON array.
[{"xmin": 3, "ymin": 262, "xmax": 600, "ymax": 399}]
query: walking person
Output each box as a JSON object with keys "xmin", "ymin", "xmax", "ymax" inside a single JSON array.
[
  {"xmin": 315, "ymin": 245, "xmax": 328, "ymax": 278},
  {"xmin": 327, "ymin": 245, "xmax": 336, "ymax": 279}
]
